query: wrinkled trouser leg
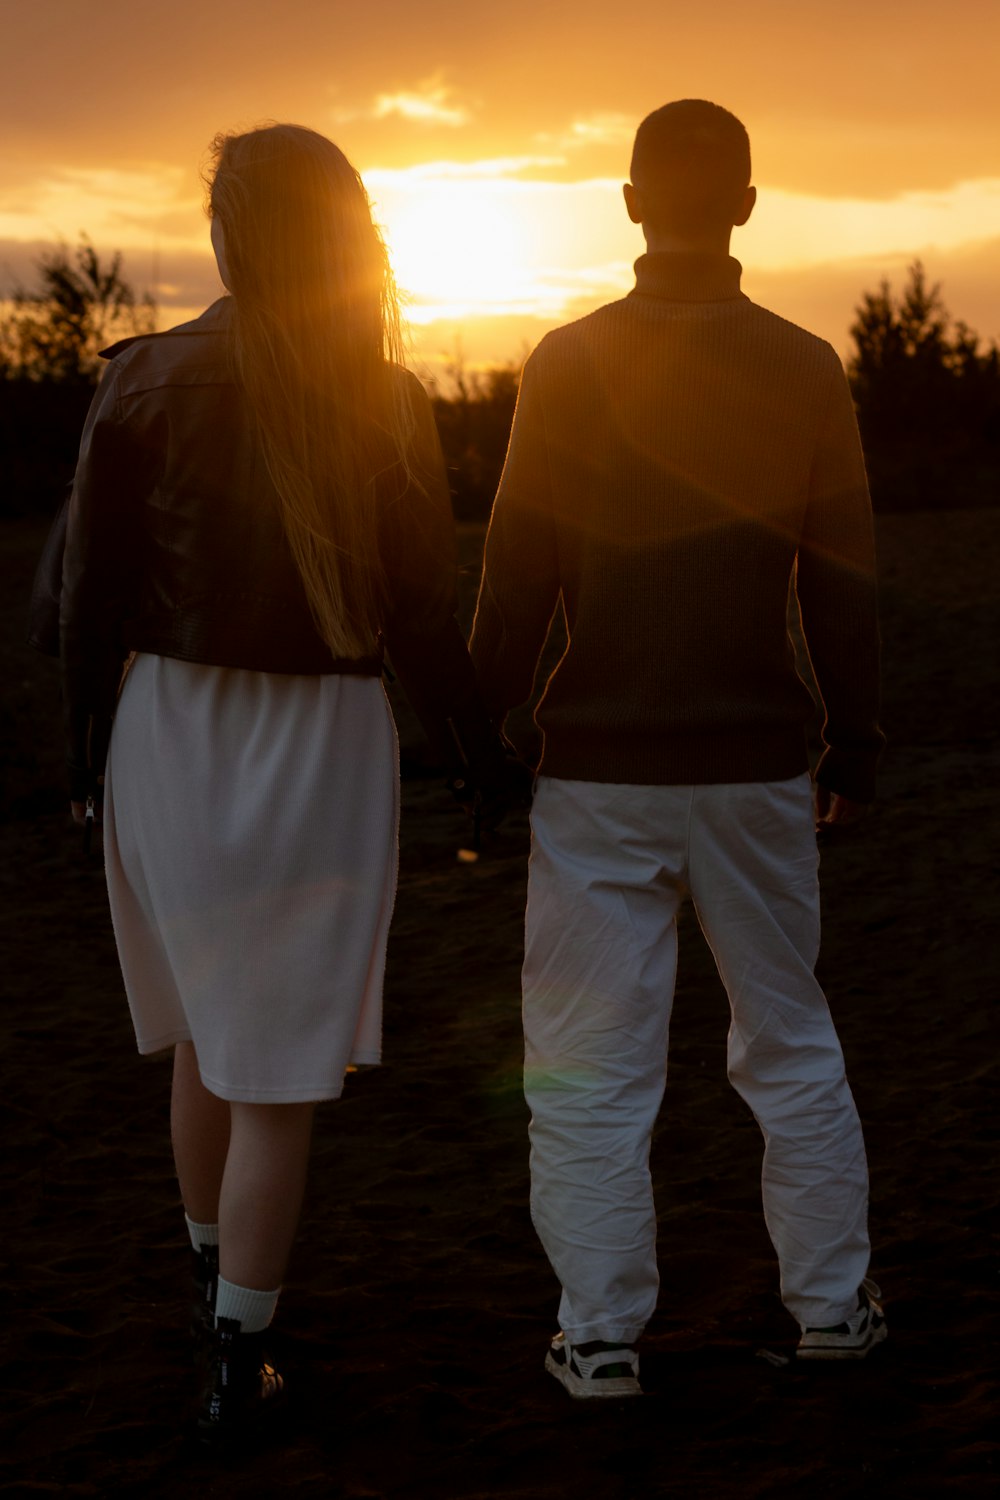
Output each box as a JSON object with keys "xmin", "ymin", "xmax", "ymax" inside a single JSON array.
[
  {"xmin": 523, "ymin": 774, "xmax": 871, "ymax": 1343},
  {"xmin": 688, "ymin": 776, "xmax": 870, "ymax": 1328},
  {"xmin": 523, "ymin": 778, "xmax": 685, "ymax": 1345}
]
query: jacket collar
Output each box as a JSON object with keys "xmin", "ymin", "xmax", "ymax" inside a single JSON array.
[
  {"xmin": 631, "ymin": 252, "xmax": 743, "ymax": 304},
  {"xmin": 100, "ymin": 296, "xmax": 232, "ymax": 360}
]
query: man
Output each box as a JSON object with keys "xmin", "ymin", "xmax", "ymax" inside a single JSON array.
[{"xmin": 470, "ymin": 99, "xmax": 887, "ymax": 1398}]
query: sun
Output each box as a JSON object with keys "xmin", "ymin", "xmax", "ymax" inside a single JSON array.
[{"xmin": 378, "ymin": 178, "xmax": 540, "ymax": 319}]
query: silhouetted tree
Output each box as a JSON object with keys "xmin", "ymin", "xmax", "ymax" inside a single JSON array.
[
  {"xmin": 0, "ymin": 238, "xmax": 156, "ymax": 514},
  {"xmin": 1, "ymin": 237, "xmax": 156, "ymax": 385},
  {"xmin": 848, "ymin": 262, "xmax": 1000, "ymax": 509}
]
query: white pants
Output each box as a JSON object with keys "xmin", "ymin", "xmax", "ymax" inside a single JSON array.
[{"xmin": 523, "ymin": 774, "xmax": 871, "ymax": 1343}]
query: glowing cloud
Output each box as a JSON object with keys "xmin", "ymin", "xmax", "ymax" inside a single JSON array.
[
  {"xmin": 742, "ymin": 179, "xmax": 1000, "ymax": 271},
  {"xmin": 376, "ymin": 156, "xmax": 563, "ymax": 180},
  {"xmin": 540, "ymin": 113, "xmax": 635, "ymax": 150},
  {"xmin": 0, "ymin": 165, "xmax": 203, "ymax": 251},
  {"xmin": 372, "ymin": 82, "xmax": 469, "ymax": 128}
]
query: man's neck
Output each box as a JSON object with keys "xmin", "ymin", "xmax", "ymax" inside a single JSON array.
[{"xmin": 641, "ymin": 229, "xmax": 734, "ymax": 256}]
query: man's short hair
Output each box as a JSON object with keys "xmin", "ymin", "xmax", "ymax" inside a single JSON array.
[{"xmin": 630, "ymin": 100, "xmax": 751, "ymax": 233}]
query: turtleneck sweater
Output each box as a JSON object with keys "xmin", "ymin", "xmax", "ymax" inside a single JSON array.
[{"xmin": 470, "ymin": 252, "xmax": 884, "ymax": 802}]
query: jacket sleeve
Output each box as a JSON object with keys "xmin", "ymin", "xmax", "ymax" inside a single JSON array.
[
  {"xmin": 468, "ymin": 349, "xmax": 561, "ymax": 724},
  {"xmin": 379, "ymin": 372, "xmax": 505, "ymax": 779},
  {"xmin": 60, "ymin": 360, "xmax": 150, "ymax": 800},
  {"xmin": 795, "ymin": 354, "xmax": 885, "ymax": 803}
]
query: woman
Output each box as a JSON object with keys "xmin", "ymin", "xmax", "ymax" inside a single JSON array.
[{"xmin": 59, "ymin": 124, "xmax": 511, "ymax": 1440}]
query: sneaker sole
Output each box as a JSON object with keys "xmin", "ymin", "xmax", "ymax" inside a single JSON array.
[
  {"xmin": 544, "ymin": 1349, "xmax": 642, "ymax": 1399},
  {"xmin": 797, "ymin": 1320, "xmax": 888, "ymax": 1360}
]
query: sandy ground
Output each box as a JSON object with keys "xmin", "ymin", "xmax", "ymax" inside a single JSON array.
[{"xmin": 0, "ymin": 508, "xmax": 997, "ymax": 1498}]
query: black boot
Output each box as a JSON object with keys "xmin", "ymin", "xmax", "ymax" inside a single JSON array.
[
  {"xmin": 197, "ymin": 1316, "xmax": 284, "ymax": 1443},
  {"xmin": 190, "ymin": 1244, "xmax": 219, "ymax": 1359}
]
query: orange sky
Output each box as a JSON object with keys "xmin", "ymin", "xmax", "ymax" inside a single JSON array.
[{"xmin": 3, "ymin": 0, "xmax": 999, "ymax": 377}]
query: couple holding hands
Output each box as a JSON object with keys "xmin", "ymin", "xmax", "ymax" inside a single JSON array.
[{"xmin": 56, "ymin": 99, "xmax": 886, "ymax": 1443}]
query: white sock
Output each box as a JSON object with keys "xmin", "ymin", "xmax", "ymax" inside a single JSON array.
[
  {"xmin": 215, "ymin": 1276, "xmax": 280, "ymax": 1334},
  {"xmin": 185, "ymin": 1214, "xmax": 220, "ymax": 1253}
]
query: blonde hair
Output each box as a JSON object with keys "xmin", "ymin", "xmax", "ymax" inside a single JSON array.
[{"xmin": 207, "ymin": 124, "xmax": 412, "ymax": 657}]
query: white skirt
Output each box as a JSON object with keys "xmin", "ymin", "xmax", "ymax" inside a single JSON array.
[{"xmin": 103, "ymin": 654, "xmax": 399, "ymax": 1102}]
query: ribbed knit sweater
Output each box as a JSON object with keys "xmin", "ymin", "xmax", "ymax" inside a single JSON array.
[{"xmin": 470, "ymin": 252, "xmax": 884, "ymax": 802}]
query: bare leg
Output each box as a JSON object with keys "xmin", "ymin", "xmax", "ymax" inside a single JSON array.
[
  {"xmin": 170, "ymin": 1041, "xmax": 315, "ymax": 1292},
  {"xmin": 218, "ymin": 1100, "xmax": 316, "ymax": 1291},
  {"xmin": 171, "ymin": 1040, "xmax": 230, "ymax": 1224}
]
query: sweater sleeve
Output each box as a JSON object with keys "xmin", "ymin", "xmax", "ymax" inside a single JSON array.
[
  {"xmin": 469, "ymin": 349, "xmax": 561, "ymax": 722},
  {"xmin": 795, "ymin": 354, "xmax": 885, "ymax": 802}
]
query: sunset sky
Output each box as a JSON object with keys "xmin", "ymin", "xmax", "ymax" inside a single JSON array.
[{"xmin": 3, "ymin": 0, "xmax": 998, "ymax": 379}]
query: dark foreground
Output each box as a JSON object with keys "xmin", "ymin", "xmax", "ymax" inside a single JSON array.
[{"xmin": 1, "ymin": 511, "xmax": 997, "ymax": 1498}]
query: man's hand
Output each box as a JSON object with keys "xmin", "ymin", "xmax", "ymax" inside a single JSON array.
[{"xmin": 814, "ymin": 785, "xmax": 867, "ymax": 831}]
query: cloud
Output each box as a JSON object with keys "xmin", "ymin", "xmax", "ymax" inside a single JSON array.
[
  {"xmin": 366, "ymin": 156, "xmax": 564, "ymax": 184},
  {"xmin": 2, "ymin": 0, "xmax": 999, "ymax": 207},
  {"xmin": 372, "ymin": 81, "xmax": 470, "ymax": 128},
  {"xmin": 742, "ymin": 178, "xmax": 1000, "ymax": 272},
  {"xmin": 538, "ymin": 113, "xmax": 635, "ymax": 152},
  {"xmin": 0, "ymin": 165, "xmax": 204, "ymax": 254}
]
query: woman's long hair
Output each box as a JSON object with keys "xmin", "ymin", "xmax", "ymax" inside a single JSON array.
[{"xmin": 207, "ymin": 124, "xmax": 411, "ymax": 657}]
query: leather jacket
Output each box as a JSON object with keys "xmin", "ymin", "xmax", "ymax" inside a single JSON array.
[{"xmin": 60, "ymin": 299, "xmax": 498, "ymax": 799}]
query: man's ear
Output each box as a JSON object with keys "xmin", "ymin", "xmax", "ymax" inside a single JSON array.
[
  {"xmin": 623, "ymin": 182, "xmax": 643, "ymax": 225},
  {"xmin": 734, "ymin": 184, "xmax": 756, "ymax": 227}
]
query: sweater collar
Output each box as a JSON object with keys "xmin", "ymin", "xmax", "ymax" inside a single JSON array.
[{"xmin": 631, "ymin": 252, "xmax": 743, "ymax": 303}]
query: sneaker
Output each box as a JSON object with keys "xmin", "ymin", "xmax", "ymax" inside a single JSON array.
[
  {"xmin": 797, "ymin": 1278, "xmax": 888, "ymax": 1360},
  {"xmin": 544, "ymin": 1333, "xmax": 642, "ymax": 1399}
]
